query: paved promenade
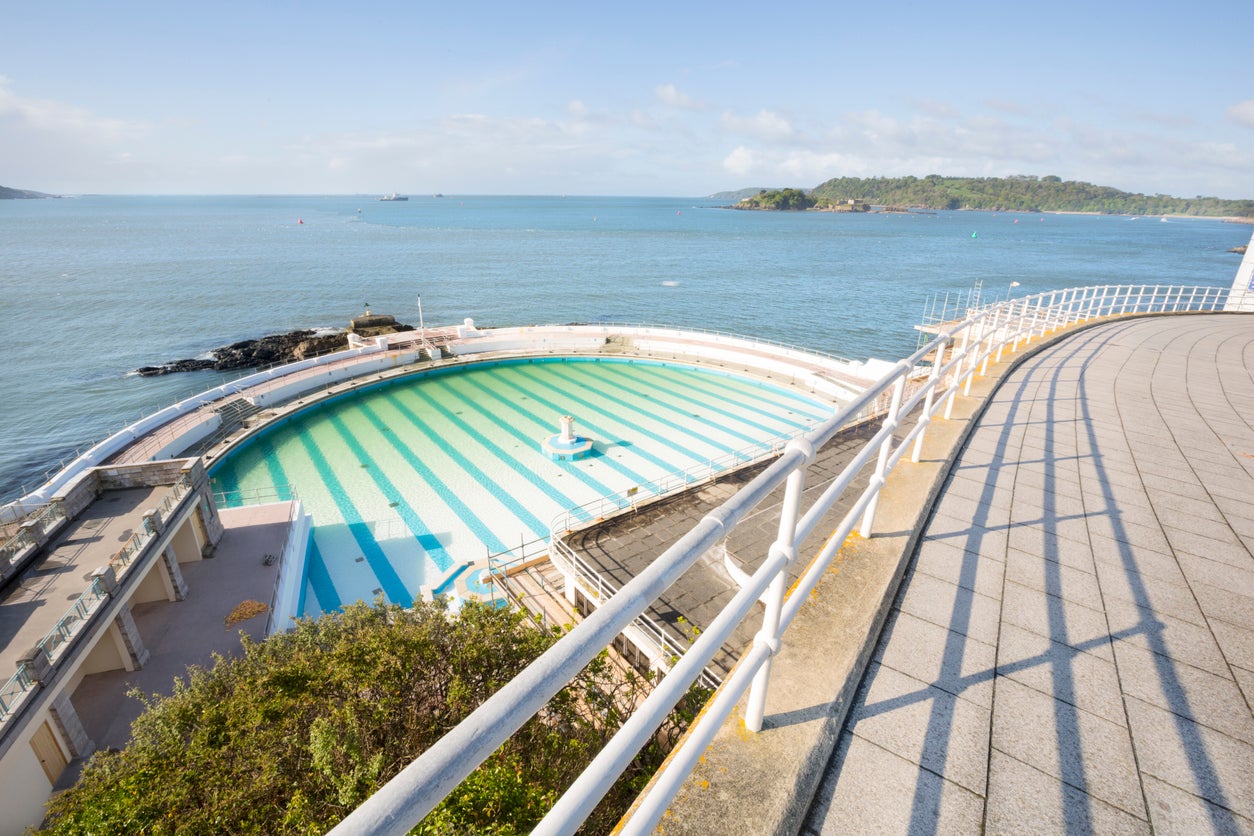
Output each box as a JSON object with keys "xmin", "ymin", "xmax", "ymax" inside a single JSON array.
[{"xmin": 803, "ymin": 314, "xmax": 1254, "ymax": 833}]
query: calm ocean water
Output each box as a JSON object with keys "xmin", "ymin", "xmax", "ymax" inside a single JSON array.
[{"xmin": 0, "ymin": 195, "xmax": 1246, "ymax": 500}]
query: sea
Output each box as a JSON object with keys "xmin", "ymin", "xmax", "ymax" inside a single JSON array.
[{"xmin": 1, "ymin": 194, "xmax": 1247, "ymax": 502}]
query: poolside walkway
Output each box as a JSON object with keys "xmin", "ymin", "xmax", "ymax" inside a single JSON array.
[{"xmin": 802, "ymin": 313, "xmax": 1254, "ymax": 833}]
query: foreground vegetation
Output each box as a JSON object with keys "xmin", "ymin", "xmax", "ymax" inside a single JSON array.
[
  {"xmin": 42, "ymin": 600, "xmax": 705, "ymax": 835},
  {"xmin": 733, "ymin": 176, "xmax": 1254, "ymax": 217}
]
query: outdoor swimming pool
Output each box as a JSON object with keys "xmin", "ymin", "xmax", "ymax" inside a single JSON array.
[{"xmin": 210, "ymin": 357, "xmax": 835, "ymax": 617}]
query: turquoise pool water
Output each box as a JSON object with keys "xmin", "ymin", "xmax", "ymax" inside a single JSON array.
[{"xmin": 211, "ymin": 357, "xmax": 834, "ymax": 616}]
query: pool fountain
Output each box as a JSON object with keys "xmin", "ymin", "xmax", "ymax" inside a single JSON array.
[{"xmin": 542, "ymin": 415, "xmax": 594, "ymax": 461}]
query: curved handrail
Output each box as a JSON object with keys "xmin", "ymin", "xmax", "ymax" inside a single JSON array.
[{"xmin": 328, "ymin": 283, "xmax": 1252, "ymax": 836}]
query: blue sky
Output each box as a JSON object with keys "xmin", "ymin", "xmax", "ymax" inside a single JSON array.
[{"xmin": 2, "ymin": 0, "xmax": 1251, "ymax": 197}]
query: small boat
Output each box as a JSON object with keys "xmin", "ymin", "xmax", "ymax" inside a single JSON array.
[{"xmin": 380, "ymin": 193, "xmax": 409, "ymax": 202}]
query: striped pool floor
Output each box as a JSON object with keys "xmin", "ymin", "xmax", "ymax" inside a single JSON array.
[{"xmin": 210, "ymin": 357, "xmax": 835, "ymax": 617}]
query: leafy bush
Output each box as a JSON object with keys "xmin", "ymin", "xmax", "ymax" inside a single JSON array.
[{"xmin": 41, "ymin": 600, "xmax": 705, "ymax": 834}]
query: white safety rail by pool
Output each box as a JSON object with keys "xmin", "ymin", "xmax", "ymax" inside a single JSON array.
[
  {"xmin": 0, "ymin": 337, "xmax": 406, "ymax": 517},
  {"xmin": 211, "ymin": 485, "xmax": 311, "ymax": 636},
  {"xmin": 2, "ymin": 322, "xmax": 868, "ymax": 524},
  {"xmin": 329, "ymin": 283, "xmax": 1253, "ymax": 836}
]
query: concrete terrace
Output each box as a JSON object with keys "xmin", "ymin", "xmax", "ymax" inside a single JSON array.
[
  {"xmin": 798, "ymin": 313, "xmax": 1254, "ymax": 832},
  {"xmin": 0, "ymin": 487, "xmax": 164, "ymax": 674}
]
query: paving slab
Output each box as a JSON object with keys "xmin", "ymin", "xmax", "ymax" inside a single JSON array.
[
  {"xmin": 797, "ymin": 314, "xmax": 1254, "ymax": 835},
  {"xmin": 649, "ymin": 312, "xmax": 1254, "ymax": 835}
]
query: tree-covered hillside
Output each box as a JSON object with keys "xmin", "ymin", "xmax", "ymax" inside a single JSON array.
[
  {"xmin": 808, "ymin": 175, "xmax": 1254, "ymax": 217},
  {"xmin": 734, "ymin": 188, "xmax": 815, "ymax": 210}
]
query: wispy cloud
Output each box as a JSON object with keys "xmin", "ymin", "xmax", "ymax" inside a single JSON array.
[
  {"xmin": 721, "ymin": 109, "xmax": 794, "ymax": 142},
  {"xmin": 0, "ymin": 76, "xmax": 146, "ymax": 139},
  {"xmin": 1226, "ymin": 99, "xmax": 1254, "ymax": 128},
  {"xmin": 722, "ymin": 146, "xmax": 756, "ymax": 176},
  {"xmin": 654, "ymin": 83, "xmax": 704, "ymax": 111}
]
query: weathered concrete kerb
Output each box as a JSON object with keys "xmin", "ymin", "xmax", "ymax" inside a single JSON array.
[{"xmin": 648, "ymin": 315, "xmax": 1140, "ymax": 835}]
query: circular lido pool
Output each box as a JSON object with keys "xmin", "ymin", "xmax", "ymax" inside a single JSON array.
[{"xmin": 210, "ymin": 356, "xmax": 836, "ymax": 618}]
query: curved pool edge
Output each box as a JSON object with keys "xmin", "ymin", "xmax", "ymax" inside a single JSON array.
[{"xmin": 3, "ymin": 324, "xmax": 882, "ymax": 528}]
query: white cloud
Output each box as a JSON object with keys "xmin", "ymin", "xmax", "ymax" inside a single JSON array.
[
  {"xmin": 0, "ymin": 77, "xmax": 157, "ymax": 192},
  {"xmin": 2, "ymin": 72, "xmax": 1250, "ymax": 199},
  {"xmin": 723, "ymin": 146, "xmax": 756, "ymax": 176},
  {"xmin": 912, "ymin": 99, "xmax": 957, "ymax": 119},
  {"xmin": 654, "ymin": 83, "xmax": 703, "ymax": 110},
  {"xmin": 1226, "ymin": 100, "xmax": 1254, "ymax": 127},
  {"xmin": 630, "ymin": 109, "xmax": 657, "ymax": 129},
  {"xmin": 0, "ymin": 76, "xmax": 146, "ymax": 140},
  {"xmin": 721, "ymin": 109, "xmax": 794, "ymax": 142}
]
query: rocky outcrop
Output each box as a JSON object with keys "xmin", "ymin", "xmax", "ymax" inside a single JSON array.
[{"xmin": 134, "ymin": 322, "xmax": 412, "ymax": 376}]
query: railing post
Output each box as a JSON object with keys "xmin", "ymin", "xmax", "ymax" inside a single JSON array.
[
  {"xmin": 860, "ymin": 374, "xmax": 907, "ymax": 537},
  {"xmin": 964, "ymin": 313, "xmax": 990, "ymax": 396},
  {"xmin": 981, "ymin": 306, "xmax": 1002, "ymax": 374},
  {"xmin": 1040, "ymin": 291, "xmax": 1057, "ymax": 338},
  {"xmin": 994, "ymin": 303, "xmax": 1010, "ymax": 363},
  {"xmin": 744, "ymin": 437, "xmax": 814, "ymax": 733},
  {"xmin": 1013, "ymin": 298, "xmax": 1030, "ymax": 352},
  {"xmin": 1067, "ymin": 287, "xmax": 1084, "ymax": 325},
  {"xmin": 943, "ymin": 323, "xmax": 971, "ymax": 420},
  {"xmin": 911, "ymin": 339, "xmax": 947, "ymax": 463}
]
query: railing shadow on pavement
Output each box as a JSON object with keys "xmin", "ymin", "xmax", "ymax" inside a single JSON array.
[{"xmin": 328, "ymin": 284, "xmax": 1252, "ymax": 835}]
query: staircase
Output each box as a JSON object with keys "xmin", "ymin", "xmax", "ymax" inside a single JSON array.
[
  {"xmin": 498, "ymin": 559, "xmax": 577, "ymax": 630},
  {"xmin": 213, "ymin": 398, "xmax": 263, "ymax": 434}
]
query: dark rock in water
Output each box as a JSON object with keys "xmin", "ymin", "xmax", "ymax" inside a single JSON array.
[
  {"xmin": 134, "ymin": 316, "xmax": 416, "ymax": 377},
  {"xmin": 135, "ymin": 359, "xmax": 215, "ymax": 376},
  {"xmin": 1230, "ymin": 245, "xmax": 1247, "ymax": 255},
  {"xmin": 211, "ymin": 330, "xmax": 349, "ymax": 369}
]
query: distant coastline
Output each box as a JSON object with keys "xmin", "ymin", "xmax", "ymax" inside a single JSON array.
[
  {"xmin": 718, "ymin": 176, "xmax": 1254, "ymax": 223},
  {"xmin": 0, "ymin": 185, "xmax": 58, "ymax": 199}
]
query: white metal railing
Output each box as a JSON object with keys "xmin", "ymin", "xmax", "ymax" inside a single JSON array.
[
  {"xmin": 547, "ymin": 536, "xmax": 722, "ymax": 690},
  {"xmin": 328, "ymin": 283, "xmax": 1252, "ymax": 836},
  {"xmin": 488, "ymin": 402, "xmax": 889, "ymax": 685},
  {"xmin": 0, "ymin": 502, "xmax": 67, "ymax": 570},
  {"xmin": 552, "ymin": 436, "xmax": 794, "ymax": 534},
  {"xmin": 0, "ymin": 339, "xmax": 402, "ymax": 511},
  {"xmin": 507, "ymin": 320, "xmax": 857, "ymax": 366},
  {"xmin": 210, "ymin": 484, "xmax": 306, "ymax": 636}
]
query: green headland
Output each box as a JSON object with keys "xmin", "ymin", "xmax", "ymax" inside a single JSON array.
[{"xmin": 722, "ymin": 175, "xmax": 1254, "ymax": 218}]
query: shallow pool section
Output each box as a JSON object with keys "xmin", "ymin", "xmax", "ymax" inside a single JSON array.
[{"xmin": 211, "ymin": 357, "xmax": 833, "ymax": 617}]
